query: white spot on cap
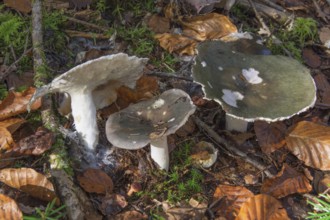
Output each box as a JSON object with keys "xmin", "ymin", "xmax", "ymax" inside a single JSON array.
[
  {"xmin": 218, "ymin": 66, "xmax": 223, "ymax": 71},
  {"xmin": 222, "ymin": 89, "xmax": 244, "ymax": 108},
  {"xmin": 242, "ymin": 68, "xmax": 262, "ymax": 84},
  {"xmin": 168, "ymin": 118, "xmax": 175, "ymax": 122},
  {"xmin": 325, "ymin": 40, "xmax": 330, "ymax": 49},
  {"xmin": 136, "ymin": 111, "xmax": 142, "ymax": 115},
  {"xmin": 201, "ymin": 61, "xmax": 207, "ymax": 67},
  {"xmin": 152, "ymin": 98, "xmax": 165, "ymax": 109}
]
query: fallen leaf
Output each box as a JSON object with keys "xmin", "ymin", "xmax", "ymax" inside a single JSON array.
[
  {"xmin": 77, "ymin": 168, "xmax": 113, "ymax": 194},
  {"xmin": 12, "ymin": 127, "xmax": 54, "ymax": 155},
  {"xmin": 0, "ymin": 193, "xmax": 23, "ymax": 220},
  {"xmin": 0, "ymin": 168, "xmax": 58, "ymax": 203},
  {"xmin": 315, "ymin": 174, "xmax": 330, "ymax": 194},
  {"xmin": 100, "ymin": 194, "xmax": 127, "ymax": 215},
  {"xmin": 0, "ymin": 87, "xmax": 41, "ymax": 120},
  {"xmin": 212, "ymin": 185, "xmax": 254, "ymax": 219},
  {"xmin": 286, "ymin": 121, "xmax": 330, "ymax": 170},
  {"xmin": 163, "ymin": 199, "xmax": 208, "ymax": 220},
  {"xmin": 0, "ymin": 118, "xmax": 26, "ymax": 151},
  {"xmin": 254, "ymin": 121, "xmax": 287, "ymax": 154},
  {"xmin": 184, "ymin": 0, "xmax": 221, "ymax": 13},
  {"xmin": 147, "ymin": 14, "xmax": 171, "ymax": 34},
  {"xmin": 114, "ymin": 210, "xmax": 148, "ymax": 220},
  {"xmin": 155, "ymin": 33, "xmax": 197, "ymax": 55},
  {"xmin": 236, "ymin": 194, "xmax": 290, "ymax": 220},
  {"xmin": 313, "ymin": 74, "xmax": 330, "ymax": 107},
  {"xmin": 261, "ymin": 164, "xmax": 312, "ymax": 198},
  {"xmin": 4, "ymin": 0, "xmax": 31, "ymax": 13},
  {"xmin": 176, "ymin": 117, "xmax": 196, "ymax": 137},
  {"xmin": 180, "ymin": 13, "xmax": 237, "ymax": 41},
  {"xmin": 319, "ymin": 27, "xmax": 330, "ymax": 47},
  {"xmin": 302, "ymin": 48, "xmax": 321, "ymax": 68}
]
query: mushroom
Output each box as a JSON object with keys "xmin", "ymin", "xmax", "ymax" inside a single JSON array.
[
  {"xmin": 105, "ymin": 89, "xmax": 196, "ymax": 170},
  {"xmin": 192, "ymin": 39, "xmax": 316, "ymax": 132},
  {"xmin": 29, "ymin": 53, "xmax": 148, "ymax": 150}
]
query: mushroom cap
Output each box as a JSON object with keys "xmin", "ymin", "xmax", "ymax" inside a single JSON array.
[
  {"xmin": 106, "ymin": 89, "xmax": 196, "ymax": 150},
  {"xmin": 192, "ymin": 40, "xmax": 316, "ymax": 122},
  {"xmin": 48, "ymin": 53, "xmax": 148, "ymax": 93}
]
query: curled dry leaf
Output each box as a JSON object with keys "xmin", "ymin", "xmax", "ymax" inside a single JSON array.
[
  {"xmin": 77, "ymin": 168, "xmax": 113, "ymax": 194},
  {"xmin": 0, "ymin": 168, "xmax": 58, "ymax": 203},
  {"xmin": 254, "ymin": 121, "xmax": 287, "ymax": 154},
  {"xmin": 12, "ymin": 127, "xmax": 54, "ymax": 156},
  {"xmin": 236, "ymin": 194, "xmax": 290, "ymax": 220},
  {"xmin": 212, "ymin": 185, "xmax": 254, "ymax": 219},
  {"xmin": 155, "ymin": 33, "xmax": 197, "ymax": 56},
  {"xmin": 261, "ymin": 163, "xmax": 312, "ymax": 198},
  {"xmin": 180, "ymin": 13, "xmax": 237, "ymax": 41},
  {"xmin": 286, "ymin": 121, "xmax": 330, "ymax": 170},
  {"xmin": 0, "ymin": 118, "xmax": 25, "ymax": 151},
  {"xmin": 0, "ymin": 193, "xmax": 23, "ymax": 220},
  {"xmin": 0, "ymin": 87, "xmax": 41, "ymax": 120}
]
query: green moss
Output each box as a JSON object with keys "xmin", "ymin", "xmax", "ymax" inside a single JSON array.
[
  {"xmin": 0, "ymin": 84, "xmax": 8, "ymax": 100},
  {"xmin": 49, "ymin": 137, "xmax": 74, "ymax": 176}
]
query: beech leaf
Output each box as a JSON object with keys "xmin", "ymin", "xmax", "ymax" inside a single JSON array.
[
  {"xmin": 4, "ymin": 0, "xmax": 31, "ymax": 13},
  {"xmin": 0, "ymin": 168, "xmax": 58, "ymax": 203},
  {"xmin": 286, "ymin": 121, "xmax": 330, "ymax": 170},
  {"xmin": 77, "ymin": 168, "xmax": 113, "ymax": 194},
  {"xmin": 261, "ymin": 163, "xmax": 312, "ymax": 198},
  {"xmin": 0, "ymin": 118, "xmax": 25, "ymax": 151},
  {"xmin": 0, "ymin": 193, "xmax": 23, "ymax": 220},
  {"xmin": 236, "ymin": 194, "xmax": 290, "ymax": 220},
  {"xmin": 0, "ymin": 87, "xmax": 41, "ymax": 120}
]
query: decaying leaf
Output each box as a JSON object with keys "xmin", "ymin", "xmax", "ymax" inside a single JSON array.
[
  {"xmin": 236, "ymin": 194, "xmax": 290, "ymax": 220},
  {"xmin": 0, "ymin": 118, "xmax": 25, "ymax": 151},
  {"xmin": 147, "ymin": 14, "xmax": 171, "ymax": 34},
  {"xmin": 0, "ymin": 87, "xmax": 41, "ymax": 120},
  {"xmin": 184, "ymin": 0, "xmax": 221, "ymax": 13},
  {"xmin": 261, "ymin": 164, "xmax": 312, "ymax": 198},
  {"xmin": 313, "ymin": 73, "xmax": 330, "ymax": 107},
  {"xmin": 4, "ymin": 0, "xmax": 31, "ymax": 13},
  {"xmin": 212, "ymin": 185, "xmax": 254, "ymax": 219},
  {"xmin": 254, "ymin": 121, "xmax": 287, "ymax": 154},
  {"xmin": 319, "ymin": 27, "xmax": 330, "ymax": 47},
  {"xmin": 180, "ymin": 13, "xmax": 237, "ymax": 41},
  {"xmin": 286, "ymin": 121, "xmax": 330, "ymax": 170},
  {"xmin": 0, "ymin": 193, "xmax": 23, "ymax": 220},
  {"xmin": 302, "ymin": 48, "xmax": 321, "ymax": 68},
  {"xmin": 163, "ymin": 198, "xmax": 208, "ymax": 220},
  {"xmin": 12, "ymin": 127, "xmax": 54, "ymax": 156},
  {"xmin": 100, "ymin": 194, "xmax": 128, "ymax": 216},
  {"xmin": 77, "ymin": 168, "xmax": 113, "ymax": 194},
  {"xmin": 155, "ymin": 33, "xmax": 197, "ymax": 56},
  {"xmin": 114, "ymin": 210, "xmax": 148, "ymax": 220},
  {"xmin": 0, "ymin": 168, "xmax": 58, "ymax": 203}
]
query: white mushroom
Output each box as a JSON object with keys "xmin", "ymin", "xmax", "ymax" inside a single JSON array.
[
  {"xmin": 105, "ymin": 89, "xmax": 196, "ymax": 171},
  {"xmin": 29, "ymin": 53, "xmax": 148, "ymax": 151}
]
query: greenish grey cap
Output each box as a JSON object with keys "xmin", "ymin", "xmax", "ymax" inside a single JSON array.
[{"xmin": 192, "ymin": 40, "xmax": 316, "ymax": 122}]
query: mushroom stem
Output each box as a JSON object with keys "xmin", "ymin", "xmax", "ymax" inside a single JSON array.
[
  {"xmin": 71, "ymin": 90, "xmax": 98, "ymax": 151},
  {"xmin": 225, "ymin": 114, "xmax": 248, "ymax": 132},
  {"xmin": 150, "ymin": 136, "xmax": 169, "ymax": 171}
]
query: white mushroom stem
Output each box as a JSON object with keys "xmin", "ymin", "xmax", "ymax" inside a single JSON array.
[
  {"xmin": 150, "ymin": 136, "xmax": 169, "ymax": 171},
  {"xmin": 225, "ymin": 114, "xmax": 248, "ymax": 132},
  {"xmin": 70, "ymin": 89, "xmax": 98, "ymax": 151}
]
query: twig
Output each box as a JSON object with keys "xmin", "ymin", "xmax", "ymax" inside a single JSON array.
[
  {"xmin": 65, "ymin": 16, "xmax": 109, "ymax": 32},
  {"xmin": 192, "ymin": 116, "xmax": 274, "ymax": 178},
  {"xmin": 312, "ymin": 0, "xmax": 328, "ymax": 22},
  {"xmin": 247, "ymin": 0, "xmax": 271, "ymax": 36},
  {"xmin": 10, "ymin": 45, "xmax": 17, "ymax": 61},
  {"xmin": 64, "ymin": 30, "xmax": 110, "ymax": 39}
]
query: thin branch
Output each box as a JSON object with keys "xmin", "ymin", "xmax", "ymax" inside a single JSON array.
[
  {"xmin": 192, "ymin": 116, "xmax": 274, "ymax": 178},
  {"xmin": 65, "ymin": 16, "xmax": 108, "ymax": 32},
  {"xmin": 247, "ymin": 0, "xmax": 271, "ymax": 36}
]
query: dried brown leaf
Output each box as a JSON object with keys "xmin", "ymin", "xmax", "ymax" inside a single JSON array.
[
  {"xmin": 254, "ymin": 121, "xmax": 287, "ymax": 154},
  {"xmin": 261, "ymin": 164, "xmax": 312, "ymax": 198},
  {"xmin": 0, "ymin": 127, "xmax": 14, "ymax": 151},
  {"xmin": 0, "ymin": 118, "xmax": 26, "ymax": 134},
  {"xmin": 180, "ymin": 13, "xmax": 237, "ymax": 41},
  {"xmin": 155, "ymin": 33, "xmax": 197, "ymax": 55},
  {"xmin": 286, "ymin": 121, "xmax": 330, "ymax": 170},
  {"xmin": 77, "ymin": 168, "xmax": 113, "ymax": 194},
  {"xmin": 0, "ymin": 87, "xmax": 41, "ymax": 120},
  {"xmin": 0, "ymin": 168, "xmax": 58, "ymax": 203},
  {"xmin": 0, "ymin": 193, "xmax": 23, "ymax": 220},
  {"xmin": 12, "ymin": 127, "xmax": 54, "ymax": 156},
  {"xmin": 100, "ymin": 194, "xmax": 127, "ymax": 215},
  {"xmin": 319, "ymin": 27, "xmax": 330, "ymax": 46},
  {"xmin": 236, "ymin": 194, "xmax": 290, "ymax": 220},
  {"xmin": 302, "ymin": 48, "xmax": 321, "ymax": 68},
  {"xmin": 114, "ymin": 210, "xmax": 148, "ymax": 220},
  {"xmin": 147, "ymin": 14, "xmax": 170, "ymax": 34},
  {"xmin": 4, "ymin": 0, "xmax": 31, "ymax": 13},
  {"xmin": 213, "ymin": 185, "xmax": 254, "ymax": 219}
]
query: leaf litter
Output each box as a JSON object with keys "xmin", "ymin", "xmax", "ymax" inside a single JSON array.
[{"xmin": 0, "ymin": 0, "xmax": 330, "ymax": 219}]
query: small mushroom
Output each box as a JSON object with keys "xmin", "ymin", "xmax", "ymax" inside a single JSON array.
[
  {"xmin": 192, "ymin": 39, "xmax": 316, "ymax": 132},
  {"xmin": 105, "ymin": 89, "xmax": 196, "ymax": 171},
  {"xmin": 29, "ymin": 53, "xmax": 148, "ymax": 150}
]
